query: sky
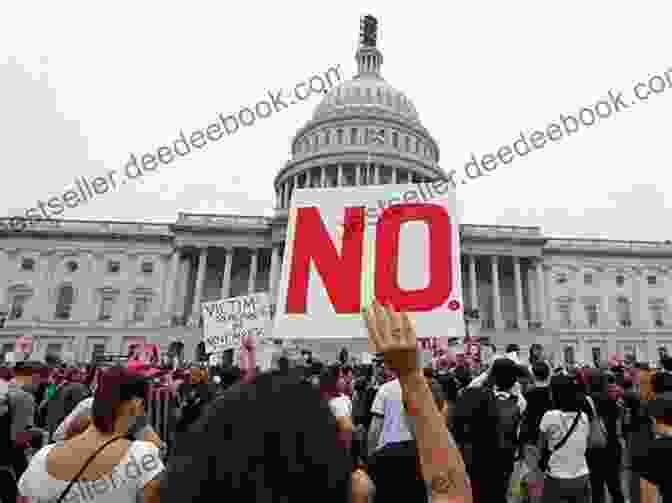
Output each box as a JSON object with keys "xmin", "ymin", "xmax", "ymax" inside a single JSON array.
[{"xmin": 1, "ymin": 1, "xmax": 671, "ymax": 242}]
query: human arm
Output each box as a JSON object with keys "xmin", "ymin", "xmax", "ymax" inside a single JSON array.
[
  {"xmin": 367, "ymin": 415, "xmax": 383, "ymax": 457},
  {"xmin": 364, "ymin": 302, "xmax": 472, "ymax": 503}
]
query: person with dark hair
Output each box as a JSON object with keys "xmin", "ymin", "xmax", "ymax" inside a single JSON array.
[
  {"xmin": 520, "ymin": 361, "xmax": 553, "ymax": 448},
  {"xmin": 538, "ymin": 375, "xmax": 590, "ymax": 502},
  {"xmin": 18, "ymin": 366, "xmax": 164, "ymax": 503},
  {"xmin": 45, "ymin": 367, "xmax": 90, "ymax": 441},
  {"xmin": 160, "ymin": 302, "xmax": 471, "ymax": 503},
  {"xmin": 321, "ymin": 364, "xmax": 354, "ymax": 452},
  {"xmin": 584, "ymin": 370, "xmax": 626, "ymax": 503},
  {"xmin": 631, "ymin": 371, "xmax": 672, "ymax": 502},
  {"xmin": 452, "ymin": 357, "xmax": 527, "ymax": 503}
]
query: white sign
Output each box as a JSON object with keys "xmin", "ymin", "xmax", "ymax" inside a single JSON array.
[
  {"xmin": 274, "ymin": 183, "xmax": 465, "ymax": 341},
  {"xmin": 202, "ymin": 292, "xmax": 273, "ymax": 354}
]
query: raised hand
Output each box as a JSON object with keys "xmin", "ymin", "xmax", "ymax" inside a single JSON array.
[{"xmin": 363, "ymin": 301, "xmax": 418, "ymax": 378}]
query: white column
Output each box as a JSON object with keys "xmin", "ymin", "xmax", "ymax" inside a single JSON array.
[
  {"xmin": 357, "ymin": 164, "xmax": 363, "ymax": 185},
  {"xmin": 248, "ymin": 249, "xmax": 258, "ymax": 294},
  {"xmin": 294, "ymin": 174, "xmax": 300, "ymax": 191},
  {"xmin": 536, "ymin": 261, "xmax": 546, "ymax": 325},
  {"xmin": 337, "ymin": 164, "xmax": 343, "ymax": 187},
  {"xmin": 321, "ymin": 166, "xmax": 327, "ymax": 188},
  {"xmin": 0, "ymin": 249, "xmax": 9, "ymax": 310},
  {"xmin": 491, "ymin": 256, "xmax": 502, "ymax": 328},
  {"xmin": 163, "ymin": 248, "xmax": 181, "ymax": 318},
  {"xmin": 468, "ymin": 255, "xmax": 478, "ymax": 311},
  {"xmin": 269, "ymin": 245, "xmax": 280, "ymax": 299},
  {"xmin": 373, "ymin": 164, "xmax": 380, "ymax": 185},
  {"xmin": 391, "ymin": 167, "xmax": 398, "ymax": 184},
  {"xmin": 220, "ymin": 248, "xmax": 233, "ymax": 299},
  {"xmin": 513, "ymin": 257, "xmax": 527, "ymax": 329},
  {"xmin": 631, "ymin": 270, "xmax": 644, "ymax": 329},
  {"xmin": 190, "ymin": 247, "xmax": 208, "ymax": 325},
  {"xmin": 283, "ymin": 182, "xmax": 289, "ymax": 208},
  {"xmin": 123, "ymin": 253, "xmax": 138, "ymax": 323},
  {"xmin": 34, "ymin": 253, "xmax": 52, "ymax": 321}
]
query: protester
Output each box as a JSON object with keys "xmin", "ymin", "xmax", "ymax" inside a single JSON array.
[
  {"xmin": 585, "ymin": 370, "xmax": 626, "ymax": 503},
  {"xmin": 44, "ymin": 368, "xmax": 90, "ymax": 441},
  {"xmin": 18, "ymin": 366, "xmax": 164, "ymax": 503},
  {"xmin": 452, "ymin": 357, "xmax": 527, "ymax": 503},
  {"xmin": 160, "ymin": 302, "xmax": 472, "ymax": 503},
  {"xmin": 538, "ymin": 374, "xmax": 591, "ymax": 502},
  {"xmin": 631, "ymin": 371, "xmax": 672, "ymax": 502}
]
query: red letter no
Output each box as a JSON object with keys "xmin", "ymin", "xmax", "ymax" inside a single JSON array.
[
  {"xmin": 375, "ymin": 204, "xmax": 452, "ymax": 311},
  {"xmin": 286, "ymin": 207, "xmax": 364, "ymax": 314}
]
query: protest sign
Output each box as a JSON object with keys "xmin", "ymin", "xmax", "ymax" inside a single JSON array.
[
  {"xmin": 202, "ymin": 292, "xmax": 273, "ymax": 354},
  {"xmin": 16, "ymin": 335, "xmax": 33, "ymax": 355},
  {"xmin": 274, "ymin": 183, "xmax": 465, "ymax": 341}
]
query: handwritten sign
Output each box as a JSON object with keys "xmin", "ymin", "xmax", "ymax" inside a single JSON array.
[
  {"xmin": 274, "ymin": 183, "xmax": 465, "ymax": 341},
  {"xmin": 202, "ymin": 292, "xmax": 273, "ymax": 354}
]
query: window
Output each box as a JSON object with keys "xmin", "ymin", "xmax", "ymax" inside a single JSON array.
[
  {"xmin": 616, "ymin": 275, "xmax": 625, "ymax": 287},
  {"xmin": 141, "ymin": 261, "xmax": 154, "ymax": 274},
  {"xmin": 415, "ymin": 139, "xmax": 421, "ymax": 153},
  {"xmin": 555, "ymin": 273, "xmax": 568, "ymax": 284},
  {"xmin": 350, "ymin": 128, "xmax": 358, "ymax": 145},
  {"xmin": 650, "ymin": 298, "xmax": 666, "ymax": 328},
  {"xmin": 592, "ymin": 347, "xmax": 602, "ymax": 366},
  {"xmin": 107, "ymin": 261, "xmax": 120, "ymax": 274},
  {"xmin": 98, "ymin": 293, "xmax": 116, "ymax": 321},
  {"xmin": 616, "ymin": 296, "xmax": 631, "ymax": 327},
  {"xmin": 405, "ymin": 136, "xmax": 411, "ymax": 152},
  {"xmin": 392, "ymin": 131, "xmax": 399, "ymax": 148},
  {"xmin": 21, "ymin": 258, "xmax": 35, "ymax": 271},
  {"xmin": 324, "ymin": 130, "xmax": 330, "ymax": 145},
  {"xmin": 378, "ymin": 129, "xmax": 385, "ymax": 144},
  {"xmin": 584, "ymin": 273, "xmax": 593, "ymax": 285},
  {"xmin": 647, "ymin": 275, "xmax": 657, "ymax": 286},
  {"xmin": 10, "ymin": 295, "xmax": 28, "ymax": 320},
  {"xmin": 66, "ymin": 261, "xmax": 78, "ymax": 273},
  {"xmin": 337, "ymin": 129, "xmax": 344, "ymax": 144},
  {"xmin": 133, "ymin": 296, "xmax": 151, "ymax": 322},
  {"xmin": 585, "ymin": 303, "xmax": 598, "ymax": 327},
  {"xmin": 92, "ymin": 344, "xmax": 105, "ymax": 362},
  {"xmin": 557, "ymin": 300, "xmax": 571, "ymax": 327},
  {"xmin": 54, "ymin": 285, "xmax": 74, "ymax": 320}
]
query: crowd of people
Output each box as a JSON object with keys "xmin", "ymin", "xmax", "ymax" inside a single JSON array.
[{"xmin": 0, "ymin": 304, "xmax": 671, "ymax": 502}]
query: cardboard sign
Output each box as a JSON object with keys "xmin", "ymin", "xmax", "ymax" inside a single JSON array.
[
  {"xmin": 202, "ymin": 292, "xmax": 273, "ymax": 354},
  {"xmin": 274, "ymin": 183, "xmax": 465, "ymax": 341}
]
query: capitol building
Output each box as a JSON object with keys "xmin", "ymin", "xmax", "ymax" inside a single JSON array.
[{"xmin": 1, "ymin": 19, "xmax": 672, "ymax": 367}]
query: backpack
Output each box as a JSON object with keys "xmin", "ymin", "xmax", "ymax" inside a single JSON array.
[{"xmin": 491, "ymin": 390, "xmax": 523, "ymax": 452}]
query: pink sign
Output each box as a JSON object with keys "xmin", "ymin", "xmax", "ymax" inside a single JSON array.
[{"xmin": 16, "ymin": 335, "xmax": 33, "ymax": 354}]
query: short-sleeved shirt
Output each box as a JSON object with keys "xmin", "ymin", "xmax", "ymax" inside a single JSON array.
[
  {"xmin": 18, "ymin": 441, "xmax": 164, "ymax": 503},
  {"xmin": 370, "ymin": 379, "xmax": 413, "ymax": 451},
  {"xmin": 539, "ymin": 410, "xmax": 590, "ymax": 479},
  {"xmin": 329, "ymin": 394, "xmax": 352, "ymax": 418}
]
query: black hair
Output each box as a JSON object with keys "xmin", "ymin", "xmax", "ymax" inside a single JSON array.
[
  {"xmin": 92, "ymin": 367, "xmax": 149, "ymax": 433},
  {"xmin": 160, "ymin": 371, "xmax": 351, "ymax": 503},
  {"xmin": 506, "ymin": 344, "xmax": 520, "ymax": 354},
  {"xmin": 532, "ymin": 361, "xmax": 551, "ymax": 382},
  {"xmin": 661, "ymin": 356, "xmax": 672, "ymax": 372},
  {"xmin": 550, "ymin": 375, "xmax": 583, "ymax": 412}
]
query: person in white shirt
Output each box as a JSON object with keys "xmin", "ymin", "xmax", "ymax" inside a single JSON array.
[
  {"xmin": 538, "ymin": 375, "xmax": 591, "ymax": 502},
  {"xmin": 18, "ymin": 367, "xmax": 164, "ymax": 503}
]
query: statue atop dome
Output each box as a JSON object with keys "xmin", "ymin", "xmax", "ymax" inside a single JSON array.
[{"xmin": 360, "ymin": 15, "xmax": 378, "ymax": 48}]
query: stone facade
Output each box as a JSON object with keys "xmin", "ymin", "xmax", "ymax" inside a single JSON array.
[{"xmin": 2, "ymin": 24, "xmax": 671, "ymax": 365}]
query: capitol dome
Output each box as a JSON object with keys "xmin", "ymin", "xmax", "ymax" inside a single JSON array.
[
  {"xmin": 273, "ymin": 16, "xmax": 444, "ymax": 215},
  {"xmin": 312, "ymin": 74, "xmax": 421, "ymax": 125}
]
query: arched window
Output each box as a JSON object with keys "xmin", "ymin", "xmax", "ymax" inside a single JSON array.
[
  {"xmin": 337, "ymin": 129, "xmax": 344, "ymax": 144},
  {"xmin": 324, "ymin": 130, "xmax": 330, "ymax": 146},
  {"xmin": 392, "ymin": 131, "xmax": 399, "ymax": 148},
  {"xmin": 405, "ymin": 136, "xmax": 411, "ymax": 152},
  {"xmin": 55, "ymin": 285, "xmax": 75, "ymax": 320}
]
